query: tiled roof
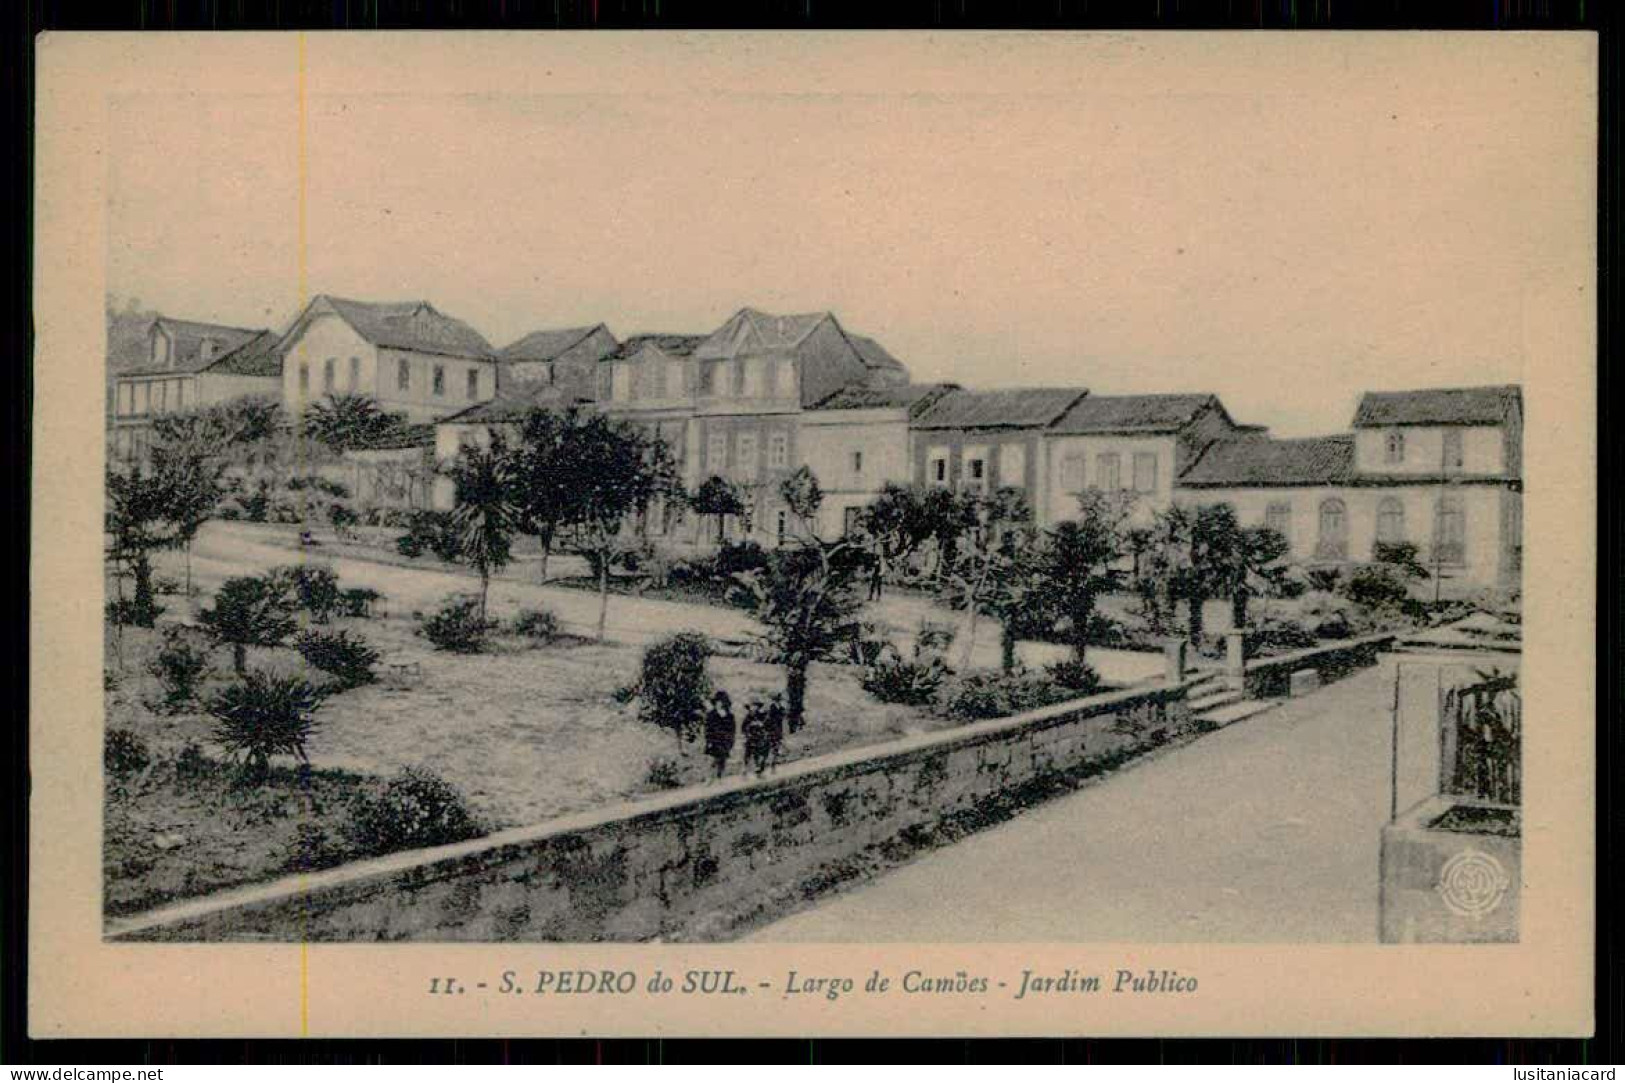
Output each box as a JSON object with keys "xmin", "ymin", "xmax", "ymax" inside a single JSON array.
[
  {"xmin": 498, "ymin": 325, "xmax": 611, "ymax": 363},
  {"xmin": 125, "ymin": 318, "xmax": 266, "ymax": 375},
  {"xmin": 1352, "ymin": 385, "xmax": 1521, "ymax": 427},
  {"xmin": 439, "ymin": 386, "xmax": 583, "ymax": 425},
  {"xmin": 1179, "ymin": 435, "xmax": 1355, "ymax": 487},
  {"xmin": 318, "ymin": 296, "xmax": 495, "ymax": 360},
  {"xmin": 843, "ymin": 332, "xmax": 909, "ymax": 374},
  {"xmin": 349, "ymin": 423, "xmax": 437, "ymax": 451},
  {"xmin": 812, "ymin": 382, "xmax": 960, "ymax": 415},
  {"xmin": 1049, "ymin": 393, "xmax": 1220, "ymax": 435},
  {"xmin": 910, "ymin": 387, "xmax": 1089, "ymax": 430},
  {"xmin": 204, "ymin": 330, "xmax": 283, "ymax": 377},
  {"xmin": 606, "ymin": 334, "xmax": 708, "ymax": 362}
]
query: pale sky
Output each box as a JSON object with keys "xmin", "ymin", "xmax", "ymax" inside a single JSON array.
[{"xmin": 106, "ymin": 32, "xmax": 1594, "ymax": 435}]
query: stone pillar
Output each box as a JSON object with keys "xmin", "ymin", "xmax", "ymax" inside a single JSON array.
[
  {"xmin": 1225, "ymin": 630, "xmax": 1247, "ymax": 691},
  {"xmin": 1162, "ymin": 637, "xmax": 1188, "ymax": 683}
]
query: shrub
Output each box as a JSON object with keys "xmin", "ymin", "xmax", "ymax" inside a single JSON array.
[
  {"xmin": 206, "ymin": 669, "xmax": 325, "ymax": 779},
  {"xmin": 106, "ymin": 596, "xmax": 164, "ymax": 628},
  {"xmin": 198, "ymin": 574, "xmax": 299, "ymax": 674},
  {"xmin": 1344, "ymin": 562, "xmax": 1425, "ymax": 622},
  {"xmin": 339, "ymin": 586, "xmax": 384, "ymax": 618},
  {"xmin": 328, "ymin": 502, "xmax": 360, "ymax": 536},
  {"xmin": 511, "ymin": 607, "xmax": 561, "ymax": 642},
  {"xmin": 1044, "ymin": 658, "xmax": 1101, "ymax": 694},
  {"xmin": 154, "ymin": 576, "xmax": 184, "ymax": 596},
  {"xmin": 1304, "ymin": 566, "xmax": 1345, "ymax": 593},
  {"xmin": 417, "ymin": 594, "xmax": 493, "ymax": 653},
  {"xmin": 1250, "ymin": 617, "xmax": 1320, "ymax": 655},
  {"xmin": 397, "ymin": 511, "xmax": 462, "ymax": 562},
  {"xmin": 239, "ymin": 483, "xmax": 271, "ymax": 522},
  {"xmin": 862, "ymin": 652, "xmax": 947, "ymax": 706},
  {"xmin": 343, "ymin": 766, "xmax": 486, "ymax": 855},
  {"xmin": 644, "ymin": 756, "xmax": 685, "ymax": 790},
  {"xmin": 716, "ymin": 540, "xmax": 769, "ymax": 576},
  {"xmin": 172, "ymin": 739, "xmax": 210, "ymax": 782},
  {"xmin": 295, "ymin": 629, "xmax": 381, "ymax": 690},
  {"xmin": 148, "ymin": 624, "xmax": 213, "ymax": 712},
  {"xmin": 935, "ymin": 669, "xmax": 1065, "ymax": 722},
  {"xmin": 636, "ymin": 632, "xmax": 713, "ymax": 739},
  {"xmin": 277, "ymin": 563, "xmax": 342, "ymax": 623},
  {"xmin": 105, "ymin": 728, "xmax": 150, "ymax": 778}
]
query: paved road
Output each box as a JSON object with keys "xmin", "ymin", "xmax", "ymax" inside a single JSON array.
[{"xmin": 749, "ymin": 659, "xmax": 1442, "ymax": 943}]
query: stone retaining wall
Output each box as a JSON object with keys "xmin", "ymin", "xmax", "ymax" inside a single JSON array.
[
  {"xmin": 108, "ymin": 683, "xmax": 1193, "ymax": 943},
  {"xmin": 1242, "ymin": 632, "xmax": 1396, "ymax": 700}
]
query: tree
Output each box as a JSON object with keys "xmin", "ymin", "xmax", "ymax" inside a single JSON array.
[
  {"xmin": 856, "ymin": 483, "xmax": 936, "ymax": 600},
  {"xmin": 301, "ymin": 393, "xmax": 410, "ymax": 453},
  {"xmin": 778, "ymin": 466, "xmax": 825, "ymax": 538},
  {"xmin": 1226, "ymin": 525, "xmax": 1292, "ymax": 628},
  {"xmin": 691, "ymin": 475, "xmax": 746, "ymax": 544},
  {"xmin": 105, "ymin": 463, "xmax": 182, "ymax": 629},
  {"xmin": 149, "ymin": 425, "xmax": 228, "ymax": 595},
  {"xmin": 207, "ymin": 670, "xmax": 325, "ymax": 782},
  {"xmin": 936, "ymin": 487, "xmax": 1033, "ymax": 669},
  {"xmin": 735, "ymin": 536, "xmax": 870, "ymax": 733},
  {"xmin": 509, "ymin": 407, "xmax": 583, "ymax": 581},
  {"xmin": 198, "ymin": 574, "xmax": 300, "ymax": 675},
  {"xmin": 1183, "ymin": 503, "xmax": 1245, "ymax": 647},
  {"xmin": 563, "ymin": 414, "xmax": 680, "ymax": 641},
  {"xmin": 921, "ymin": 486, "xmax": 979, "ymax": 584},
  {"xmin": 1133, "ymin": 505, "xmax": 1195, "ymax": 638},
  {"xmin": 1032, "ymin": 489, "xmax": 1134, "ymax": 664},
  {"xmin": 443, "ymin": 433, "xmax": 521, "ymax": 623}
]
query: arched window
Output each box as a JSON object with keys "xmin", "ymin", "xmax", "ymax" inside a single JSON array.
[
  {"xmin": 1316, "ymin": 498, "xmax": 1348, "ymax": 560},
  {"xmin": 1376, "ymin": 497, "xmax": 1406, "ymax": 544},
  {"xmin": 1434, "ymin": 494, "xmax": 1466, "ymax": 565},
  {"xmin": 1385, "ymin": 432, "xmax": 1405, "ymax": 464}
]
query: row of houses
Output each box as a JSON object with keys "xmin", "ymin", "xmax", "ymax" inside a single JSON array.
[{"xmin": 107, "ymin": 294, "xmax": 1523, "ymax": 593}]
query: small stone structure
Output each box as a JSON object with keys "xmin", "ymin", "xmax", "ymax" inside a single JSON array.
[
  {"xmin": 1288, "ymin": 668, "xmax": 1322, "ymax": 697},
  {"xmin": 1242, "ymin": 633, "xmax": 1397, "ymax": 699},
  {"xmin": 1379, "ymin": 795, "xmax": 1520, "ymax": 943}
]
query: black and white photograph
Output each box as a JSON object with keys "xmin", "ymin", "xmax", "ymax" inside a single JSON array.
[{"xmin": 28, "ymin": 29, "xmax": 1596, "ymax": 1038}]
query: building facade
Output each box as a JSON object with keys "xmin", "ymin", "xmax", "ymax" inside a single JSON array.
[
  {"xmin": 909, "ymin": 388, "xmax": 1091, "ymax": 514},
  {"xmin": 109, "ymin": 318, "xmax": 282, "ymax": 461},
  {"xmin": 279, "ymin": 296, "xmax": 500, "ymax": 423},
  {"xmin": 497, "ymin": 324, "xmax": 619, "ymax": 401}
]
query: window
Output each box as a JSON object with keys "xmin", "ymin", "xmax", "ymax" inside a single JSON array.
[
  {"xmin": 965, "ymin": 457, "xmax": 988, "ymax": 493},
  {"xmin": 466, "ymin": 368, "xmax": 480, "ymax": 400},
  {"xmin": 323, "ymin": 358, "xmax": 336, "ymax": 393},
  {"xmin": 298, "ymin": 362, "xmax": 310, "ymax": 395},
  {"xmin": 1442, "ymin": 430, "xmax": 1464, "ymax": 474},
  {"xmin": 741, "ymin": 359, "xmax": 761, "ymax": 398},
  {"xmin": 1096, "ymin": 452, "xmax": 1121, "ymax": 491},
  {"xmin": 349, "ymin": 356, "xmax": 361, "ymax": 390},
  {"xmin": 1000, "ymin": 443, "xmax": 1027, "ymax": 488},
  {"xmin": 1132, "ymin": 452, "xmax": 1158, "ymax": 494},
  {"xmin": 175, "ymin": 380, "xmax": 189, "ymax": 409},
  {"xmin": 776, "ymin": 509, "xmax": 788, "ymax": 547},
  {"xmin": 851, "ymin": 450, "xmax": 864, "ymax": 476},
  {"xmin": 432, "ymin": 365, "xmax": 446, "ymax": 397},
  {"xmin": 1433, "ymin": 494, "xmax": 1466, "ymax": 565},
  {"xmin": 1264, "ymin": 501, "xmax": 1292, "ymax": 542},
  {"xmin": 708, "ymin": 431, "xmax": 729, "ymax": 471},
  {"xmin": 929, "ymin": 449, "xmax": 949, "ymax": 485},
  {"xmin": 769, "ymin": 433, "xmax": 790, "ymax": 469},
  {"xmin": 667, "ymin": 361, "xmax": 686, "ymax": 398},
  {"xmin": 1385, "ymin": 432, "xmax": 1405, "ymax": 464},
  {"xmin": 1376, "ymin": 497, "xmax": 1406, "ymax": 544},
  {"xmin": 736, "ymin": 432, "xmax": 759, "ymax": 476},
  {"xmin": 1316, "ymin": 498, "xmax": 1348, "ymax": 560},
  {"xmin": 731, "ymin": 360, "xmax": 746, "ymax": 397},
  {"xmin": 700, "ymin": 362, "xmax": 719, "ymax": 396},
  {"xmin": 1060, "ymin": 453, "xmax": 1086, "ymax": 492},
  {"xmin": 155, "ymin": 381, "xmax": 167, "ymax": 412},
  {"xmin": 397, "ymin": 358, "xmax": 411, "ymax": 392}
]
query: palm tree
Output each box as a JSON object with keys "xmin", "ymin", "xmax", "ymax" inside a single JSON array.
[
  {"xmin": 444, "ymin": 434, "xmax": 520, "ymax": 623},
  {"xmin": 302, "ymin": 393, "xmax": 408, "ymax": 453}
]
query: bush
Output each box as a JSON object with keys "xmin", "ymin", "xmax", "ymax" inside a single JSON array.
[
  {"xmin": 715, "ymin": 540, "xmax": 769, "ymax": 576},
  {"xmin": 644, "ymin": 756, "xmax": 685, "ymax": 790},
  {"xmin": 397, "ymin": 511, "xmax": 462, "ymax": 562},
  {"xmin": 1344, "ymin": 562, "xmax": 1425, "ymax": 622},
  {"xmin": 105, "ymin": 728, "xmax": 150, "ymax": 778},
  {"xmin": 934, "ymin": 669, "xmax": 1067, "ymax": 722},
  {"xmin": 1044, "ymin": 658, "xmax": 1102, "ymax": 694},
  {"xmin": 343, "ymin": 766, "xmax": 486, "ymax": 855},
  {"xmin": 106, "ymin": 596, "xmax": 164, "ymax": 628},
  {"xmin": 295, "ymin": 629, "xmax": 381, "ymax": 690},
  {"xmin": 511, "ymin": 607, "xmax": 561, "ymax": 642},
  {"xmin": 154, "ymin": 576, "xmax": 184, "ymax": 596},
  {"xmin": 239, "ymin": 483, "xmax": 271, "ymax": 522},
  {"xmin": 636, "ymin": 632, "xmax": 713, "ymax": 739},
  {"xmin": 206, "ymin": 669, "xmax": 325, "ymax": 779},
  {"xmin": 862, "ymin": 650, "xmax": 948, "ymax": 706},
  {"xmin": 276, "ymin": 563, "xmax": 342, "ymax": 623},
  {"xmin": 339, "ymin": 586, "xmax": 383, "ymax": 618},
  {"xmin": 199, "ymin": 574, "xmax": 300, "ymax": 672},
  {"xmin": 328, "ymin": 502, "xmax": 360, "ymax": 536},
  {"xmin": 1250, "ymin": 617, "xmax": 1321, "ymax": 655},
  {"xmin": 148, "ymin": 624, "xmax": 213, "ymax": 712},
  {"xmin": 417, "ymin": 594, "xmax": 494, "ymax": 653}
]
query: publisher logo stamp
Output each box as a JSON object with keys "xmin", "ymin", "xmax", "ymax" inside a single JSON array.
[{"xmin": 1436, "ymin": 849, "xmax": 1510, "ymax": 919}]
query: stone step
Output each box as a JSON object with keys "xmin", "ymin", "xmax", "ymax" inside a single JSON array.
[
  {"xmin": 1196, "ymin": 698, "xmax": 1278, "ymax": 729},
  {"xmin": 1188, "ymin": 688, "xmax": 1244, "ymax": 713}
]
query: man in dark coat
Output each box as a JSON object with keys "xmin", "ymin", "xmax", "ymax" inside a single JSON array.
[{"xmin": 703, "ymin": 690, "xmax": 736, "ymax": 780}]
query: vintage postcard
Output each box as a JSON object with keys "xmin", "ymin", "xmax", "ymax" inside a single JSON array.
[{"xmin": 31, "ymin": 31, "xmax": 1595, "ymax": 1037}]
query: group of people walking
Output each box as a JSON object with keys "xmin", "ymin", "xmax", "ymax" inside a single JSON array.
[{"xmin": 703, "ymin": 690, "xmax": 786, "ymax": 780}]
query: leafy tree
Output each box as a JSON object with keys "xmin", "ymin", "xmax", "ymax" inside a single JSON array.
[
  {"xmin": 734, "ymin": 537, "xmax": 870, "ymax": 733},
  {"xmin": 443, "ymin": 434, "xmax": 521, "ymax": 622},
  {"xmin": 920, "ymin": 486, "xmax": 980, "ymax": 584},
  {"xmin": 1226, "ymin": 525, "xmax": 1292, "ymax": 628},
  {"xmin": 779, "ymin": 466, "xmax": 825, "ymax": 536},
  {"xmin": 563, "ymin": 414, "xmax": 680, "ymax": 641},
  {"xmin": 295, "ymin": 628, "xmax": 381, "ymax": 690},
  {"xmin": 1133, "ymin": 505, "xmax": 1195, "ymax": 638},
  {"xmin": 636, "ymin": 632, "xmax": 714, "ymax": 742},
  {"xmin": 1032, "ymin": 489, "xmax": 1134, "ymax": 664},
  {"xmin": 855, "ymin": 483, "xmax": 937, "ymax": 600},
  {"xmin": 691, "ymin": 475, "xmax": 746, "ymax": 544},
  {"xmin": 301, "ymin": 393, "xmax": 410, "ymax": 453},
  {"xmin": 510, "ymin": 407, "xmax": 584, "ymax": 581},
  {"xmin": 936, "ymin": 487, "xmax": 1033, "ymax": 669},
  {"xmin": 198, "ymin": 574, "xmax": 299, "ymax": 675},
  {"xmin": 104, "ymin": 463, "xmax": 182, "ymax": 629},
  {"xmin": 207, "ymin": 669, "xmax": 325, "ymax": 781}
]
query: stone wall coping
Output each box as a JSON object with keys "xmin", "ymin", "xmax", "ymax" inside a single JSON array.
[
  {"xmin": 1242, "ymin": 631, "xmax": 1398, "ymax": 674},
  {"xmin": 106, "ymin": 678, "xmax": 1184, "ymax": 939}
]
